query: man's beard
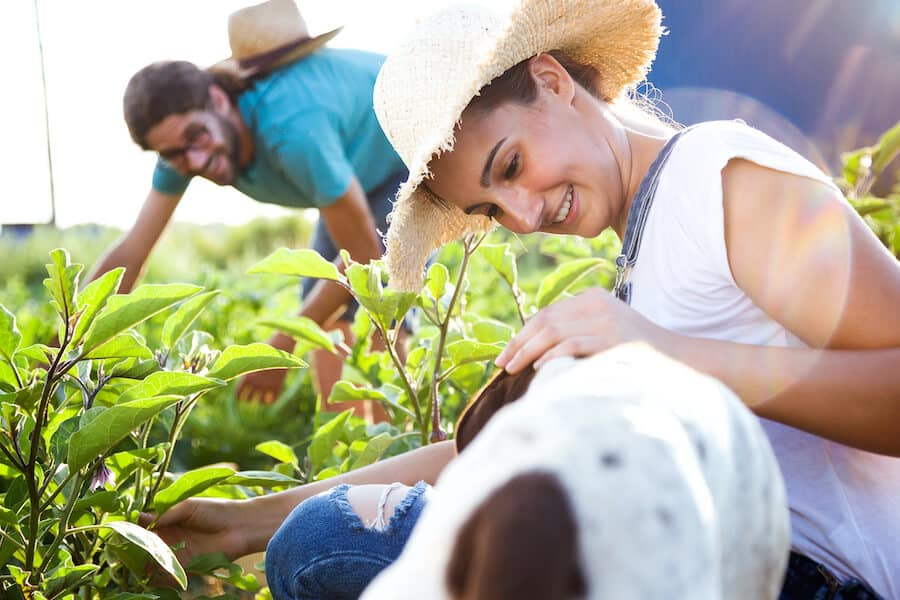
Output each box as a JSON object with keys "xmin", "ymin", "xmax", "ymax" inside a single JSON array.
[{"xmin": 204, "ymin": 113, "xmax": 243, "ymax": 186}]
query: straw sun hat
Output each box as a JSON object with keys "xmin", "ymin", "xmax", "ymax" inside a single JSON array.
[
  {"xmin": 375, "ymin": 0, "xmax": 663, "ymax": 291},
  {"xmin": 212, "ymin": 0, "xmax": 341, "ymax": 78}
]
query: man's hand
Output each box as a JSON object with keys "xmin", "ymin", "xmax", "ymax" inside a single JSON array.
[
  {"xmin": 236, "ymin": 368, "xmax": 289, "ymax": 404},
  {"xmin": 236, "ymin": 332, "xmax": 296, "ymax": 403},
  {"xmin": 141, "ymin": 497, "xmax": 251, "ymax": 567}
]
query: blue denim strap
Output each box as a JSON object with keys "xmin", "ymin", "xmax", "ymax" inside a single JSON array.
[{"xmin": 613, "ymin": 126, "xmax": 698, "ymax": 305}]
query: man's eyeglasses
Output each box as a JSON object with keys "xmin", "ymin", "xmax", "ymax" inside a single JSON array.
[{"xmin": 157, "ymin": 123, "xmax": 211, "ymax": 165}]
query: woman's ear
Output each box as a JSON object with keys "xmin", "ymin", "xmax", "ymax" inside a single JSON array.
[{"xmin": 529, "ymin": 53, "xmax": 576, "ymax": 104}]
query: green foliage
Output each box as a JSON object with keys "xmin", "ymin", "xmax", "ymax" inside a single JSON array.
[
  {"xmin": 0, "ymin": 250, "xmax": 306, "ymax": 598},
  {"xmin": 840, "ymin": 120, "xmax": 900, "ymax": 257}
]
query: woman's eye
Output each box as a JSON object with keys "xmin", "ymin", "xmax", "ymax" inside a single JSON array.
[
  {"xmin": 504, "ymin": 154, "xmax": 519, "ymax": 180},
  {"xmin": 485, "ymin": 205, "xmax": 500, "ymax": 218}
]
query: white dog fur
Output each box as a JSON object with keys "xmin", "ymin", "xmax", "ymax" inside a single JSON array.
[{"xmin": 361, "ymin": 343, "xmax": 789, "ymax": 599}]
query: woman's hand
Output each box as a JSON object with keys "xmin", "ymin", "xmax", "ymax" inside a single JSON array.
[
  {"xmin": 141, "ymin": 497, "xmax": 252, "ymax": 567},
  {"xmin": 495, "ymin": 288, "xmax": 675, "ymax": 374}
]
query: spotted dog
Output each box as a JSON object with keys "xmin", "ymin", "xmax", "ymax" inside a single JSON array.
[{"xmin": 362, "ymin": 343, "xmax": 790, "ymax": 600}]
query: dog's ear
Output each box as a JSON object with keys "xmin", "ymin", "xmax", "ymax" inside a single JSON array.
[
  {"xmin": 454, "ymin": 367, "xmax": 537, "ymax": 453},
  {"xmin": 445, "ymin": 471, "xmax": 586, "ymax": 600}
]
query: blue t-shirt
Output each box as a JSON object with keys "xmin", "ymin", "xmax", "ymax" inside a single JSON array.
[{"xmin": 152, "ymin": 48, "xmax": 406, "ymax": 208}]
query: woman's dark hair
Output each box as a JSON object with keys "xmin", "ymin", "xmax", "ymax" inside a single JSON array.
[
  {"xmin": 467, "ymin": 50, "xmax": 602, "ymax": 116},
  {"xmin": 123, "ymin": 60, "xmax": 246, "ymax": 149}
]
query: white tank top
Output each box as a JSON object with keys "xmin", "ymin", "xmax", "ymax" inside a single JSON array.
[{"xmin": 629, "ymin": 120, "xmax": 900, "ymax": 596}]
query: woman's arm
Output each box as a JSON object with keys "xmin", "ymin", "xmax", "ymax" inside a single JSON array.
[
  {"xmin": 147, "ymin": 441, "xmax": 454, "ymax": 563},
  {"xmin": 496, "ymin": 160, "xmax": 900, "ymax": 455}
]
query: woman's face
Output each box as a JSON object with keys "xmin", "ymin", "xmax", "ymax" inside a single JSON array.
[{"xmin": 427, "ymin": 56, "xmax": 627, "ymax": 238}]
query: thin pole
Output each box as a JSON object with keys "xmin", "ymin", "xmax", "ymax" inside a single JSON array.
[{"xmin": 34, "ymin": 0, "xmax": 56, "ymax": 227}]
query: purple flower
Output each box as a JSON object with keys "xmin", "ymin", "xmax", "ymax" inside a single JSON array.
[{"xmin": 89, "ymin": 461, "xmax": 116, "ymax": 492}]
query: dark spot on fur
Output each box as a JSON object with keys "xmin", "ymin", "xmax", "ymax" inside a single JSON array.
[
  {"xmin": 656, "ymin": 506, "xmax": 674, "ymax": 528},
  {"xmin": 600, "ymin": 451, "xmax": 622, "ymax": 468},
  {"xmin": 695, "ymin": 439, "xmax": 707, "ymax": 461}
]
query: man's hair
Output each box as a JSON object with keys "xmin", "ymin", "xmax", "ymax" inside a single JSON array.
[{"xmin": 123, "ymin": 61, "xmax": 216, "ymax": 150}]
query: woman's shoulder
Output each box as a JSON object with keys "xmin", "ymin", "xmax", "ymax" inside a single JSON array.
[{"xmin": 668, "ymin": 120, "xmax": 836, "ymax": 190}]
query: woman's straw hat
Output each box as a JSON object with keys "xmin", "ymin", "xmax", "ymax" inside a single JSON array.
[
  {"xmin": 212, "ymin": 0, "xmax": 341, "ymax": 78},
  {"xmin": 375, "ymin": 0, "xmax": 663, "ymax": 291}
]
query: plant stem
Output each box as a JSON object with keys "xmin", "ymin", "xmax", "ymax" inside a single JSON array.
[
  {"xmin": 143, "ymin": 393, "xmax": 203, "ymax": 511},
  {"xmin": 38, "ymin": 468, "xmax": 77, "ymax": 512},
  {"xmin": 373, "ymin": 318, "xmax": 426, "ymax": 445},
  {"xmin": 429, "ymin": 235, "xmax": 481, "ymax": 442},
  {"xmin": 24, "ymin": 294, "xmax": 72, "ymax": 571},
  {"xmin": 40, "ymin": 472, "xmax": 85, "ymax": 574},
  {"xmin": 0, "ymin": 441, "xmax": 23, "ymax": 471}
]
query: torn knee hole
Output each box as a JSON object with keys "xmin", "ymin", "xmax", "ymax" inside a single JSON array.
[{"xmin": 346, "ymin": 483, "xmax": 412, "ymax": 531}]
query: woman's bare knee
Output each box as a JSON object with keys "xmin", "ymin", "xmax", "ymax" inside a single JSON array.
[{"xmin": 346, "ymin": 484, "xmax": 413, "ymax": 531}]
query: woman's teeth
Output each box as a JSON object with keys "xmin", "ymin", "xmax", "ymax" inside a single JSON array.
[{"xmin": 553, "ymin": 187, "xmax": 573, "ymax": 223}]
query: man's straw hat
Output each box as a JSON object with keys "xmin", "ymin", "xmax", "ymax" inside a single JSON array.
[
  {"xmin": 212, "ymin": 0, "xmax": 341, "ymax": 78},
  {"xmin": 375, "ymin": 0, "xmax": 663, "ymax": 291}
]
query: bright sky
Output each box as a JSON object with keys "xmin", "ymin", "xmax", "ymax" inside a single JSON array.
[{"xmin": 1, "ymin": 0, "xmax": 512, "ymax": 229}]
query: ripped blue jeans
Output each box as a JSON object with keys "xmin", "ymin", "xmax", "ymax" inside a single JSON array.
[{"xmin": 265, "ymin": 482, "xmax": 429, "ymax": 600}]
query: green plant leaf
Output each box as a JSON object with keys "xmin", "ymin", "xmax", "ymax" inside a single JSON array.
[
  {"xmin": 103, "ymin": 520, "xmax": 187, "ymax": 589},
  {"xmin": 116, "ymin": 372, "xmax": 225, "ymax": 404},
  {"xmin": 67, "ymin": 395, "xmax": 182, "ymax": 471},
  {"xmin": 255, "ymin": 440, "xmax": 298, "ymax": 466},
  {"xmin": 184, "ymin": 551, "xmax": 232, "ymax": 573},
  {"xmin": 224, "ymin": 470, "xmax": 301, "ymax": 487},
  {"xmin": 153, "ymin": 466, "xmax": 236, "ymax": 515},
  {"xmin": 82, "ymin": 331, "xmax": 153, "ymax": 361},
  {"xmin": 71, "ymin": 268, "xmax": 124, "ymax": 346},
  {"xmin": 206, "ymin": 343, "xmax": 306, "ymax": 381},
  {"xmin": 345, "ymin": 262, "xmax": 417, "ymax": 327},
  {"xmin": 256, "ymin": 317, "xmax": 336, "ymax": 353},
  {"xmin": 0, "ymin": 504, "xmax": 18, "ymax": 526},
  {"xmin": 0, "ymin": 305, "xmax": 22, "ymax": 368},
  {"xmin": 49, "ymin": 417, "xmax": 79, "ymax": 463},
  {"xmin": 479, "ymin": 244, "xmax": 518, "ymax": 288},
  {"xmin": 535, "ymin": 258, "xmax": 608, "ymax": 308},
  {"xmin": 161, "ymin": 290, "xmax": 221, "ymax": 351},
  {"xmin": 44, "ymin": 564, "xmax": 99, "ymax": 597},
  {"xmin": 104, "ymin": 357, "xmax": 160, "ymax": 380},
  {"xmin": 43, "ymin": 249, "xmax": 83, "ymax": 320},
  {"xmin": 349, "ymin": 433, "xmax": 394, "ymax": 470},
  {"xmin": 308, "ymin": 410, "xmax": 352, "ymax": 473},
  {"xmin": 328, "ymin": 381, "xmax": 415, "ymax": 419},
  {"xmin": 72, "ymin": 490, "xmax": 119, "ymax": 515},
  {"xmin": 425, "ymin": 263, "xmax": 450, "ymax": 303},
  {"xmin": 445, "ymin": 340, "xmax": 504, "ymax": 366},
  {"xmin": 16, "ymin": 344, "xmax": 54, "ymax": 366},
  {"xmin": 872, "ymin": 120, "xmax": 900, "ymax": 175},
  {"xmin": 248, "ymin": 248, "xmax": 342, "ymax": 281},
  {"xmin": 469, "ymin": 318, "xmax": 514, "ymax": 344},
  {"xmin": 81, "ymin": 284, "xmax": 202, "ymax": 355}
]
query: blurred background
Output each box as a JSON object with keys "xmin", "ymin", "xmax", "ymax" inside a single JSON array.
[{"xmin": 1, "ymin": 0, "xmax": 897, "ymax": 232}]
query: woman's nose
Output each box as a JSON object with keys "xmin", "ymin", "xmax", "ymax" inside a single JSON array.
[{"xmin": 497, "ymin": 189, "xmax": 544, "ymax": 234}]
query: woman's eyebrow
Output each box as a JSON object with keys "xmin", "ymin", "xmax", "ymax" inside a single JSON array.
[{"xmin": 480, "ymin": 137, "xmax": 507, "ymax": 188}]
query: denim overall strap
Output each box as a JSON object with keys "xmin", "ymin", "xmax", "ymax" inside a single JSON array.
[{"xmin": 613, "ymin": 126, "xmax": 696, "ymax": 304}]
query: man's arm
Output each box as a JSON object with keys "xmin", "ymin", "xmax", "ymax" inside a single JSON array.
[
  {"xmin": 299, "ymin": 176, "xmax": 383, "ymax": 325},
  {"xmin": 237, "ymin": 178, "xmax": 384, "ymax": 402},
  {"xmin": 86, "ymin": 188, "xmax": 182, "ymax": 292}
]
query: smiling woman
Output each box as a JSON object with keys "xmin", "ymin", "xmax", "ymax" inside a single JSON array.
[{"xmin": 370, "ymin": 0, "xmax": 900, "ymax": 596}]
